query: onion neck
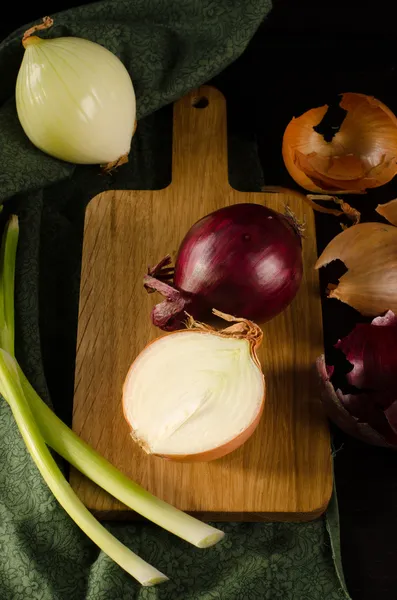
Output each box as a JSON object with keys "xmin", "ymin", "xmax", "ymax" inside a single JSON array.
[
  {"xmin": 22, "ymin": 16, "xmax": 53, "ymax": 49},
  {"xmin": 22, "ymin": 36, "xmax": 43, "ymax": 49}
]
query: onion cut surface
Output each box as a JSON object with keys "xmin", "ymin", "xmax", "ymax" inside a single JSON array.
[{"xmin": 123, "ymin": 312, "xmax": 265, "ymax": 461}]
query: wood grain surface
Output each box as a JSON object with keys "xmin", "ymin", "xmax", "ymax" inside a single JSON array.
[{"xmin": 70, "ymin": 86, "xmax": 332, "ymax": 521}]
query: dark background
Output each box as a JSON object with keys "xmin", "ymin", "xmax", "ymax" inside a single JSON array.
[{"xmin": 2, "ymin": 2, "xmax": 397, "ymax": 599}]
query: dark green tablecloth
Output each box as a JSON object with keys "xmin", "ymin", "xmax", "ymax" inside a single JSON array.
[{"xmin": 0, "ymin": 2, "xmax": 350, "ymax": 598}]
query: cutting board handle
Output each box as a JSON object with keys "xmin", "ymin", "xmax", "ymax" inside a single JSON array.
[{"xmin": 171, "ymin": 86, "xmax": 229, "ymax": 191}]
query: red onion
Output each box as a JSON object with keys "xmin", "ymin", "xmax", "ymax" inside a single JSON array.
[
  {"xmin": 317, "ymin": 311, "xmax": 397, "ymax": 448},
  {"xmin": 144, "ymin": 203, "xmax": 303, "ymax": 331}
]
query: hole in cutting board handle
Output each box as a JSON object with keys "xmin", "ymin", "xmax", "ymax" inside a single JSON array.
[{"xmin": 192, "ymin": 96, "xmax": 209, "ymax": 109}]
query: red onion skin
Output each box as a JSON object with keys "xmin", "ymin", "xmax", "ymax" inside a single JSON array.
[
  {"xmin": 317, "ymin": 355, "xmax": 397, "ymax": 448},
  {"xmin": 336, "ymin": 322, "xmax": 397, "ymax": 396},
  {"xmin": 316, "ymin": 311, "xmax": 397, "ymax": 448},
  {"xmin": 147, "ymin": 204, "xmax": 303, "ymax": 331}
]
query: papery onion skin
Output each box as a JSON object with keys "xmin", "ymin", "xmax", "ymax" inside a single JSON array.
[
  {"xmin": 317, "ymin": 355, "xmax": 397, "ymax": 448},
  {"xmin": 282, "ymin": 106, "xmax": 335, "ymax": 193},
  {"xmin": 316, "ymin": 311, "xmax": 397, "ymax": 449},
  {"xmin": 123, "ymin": 311, "xmax": 265, "ymax": 462},
  {"xmin": 336, "ymin": 320, "xmax": 397, "ymax": 393},
  {"xmin": 377, "ymin": 199, "xmax": 397, "ymax": 227},
  {"xmin": 283, "ymin": 93, "xmax": 397, "ymax": 193},
  {"xmin": 315, "ymin": 222, "xmax": 397, "ymax": 316},
  {"xmin": 145, "ymin": 204, "xmax": 303, "ymax": 332},
  {"xmin": 16, "ymin": 35, "xmax": 136, "ymax": 166}
]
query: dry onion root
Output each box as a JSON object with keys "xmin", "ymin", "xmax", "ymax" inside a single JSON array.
[
  {"xmin": 123, "ymin": 310, "xmax": 265, "ymax": 462},
  {"xmin": 282, "ymin": 93, "xmax": 397, "ymax": 193},
  {"xmin": 262, "ymin": 186, "xmax": 360, "ymax": 226},
  {"xmin": 315, "ymin": 205, "xmax": 397, "ymax": 315}
]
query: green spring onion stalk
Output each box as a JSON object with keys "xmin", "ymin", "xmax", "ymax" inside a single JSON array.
[
  {"xmin": 0, "ymin": 215, "xmax": 224, "ymax": 582},
  {"xmin": 0, "ymin": 217, "xmax": 167, "ymax": 586},
  {"xmin": 0, "ymin": 215, "xmax": 18, "ymax": 356},
  {"xmin": 0, "ymin": 349, "xmax": 167, "ymax": 586},
  {"xmin": 18, "ymin": 374, "xmax": 223, "ymax": 548}
]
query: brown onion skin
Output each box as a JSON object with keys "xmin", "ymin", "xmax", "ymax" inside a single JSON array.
[
  {"xmin": 282, "ymin": 94, "xmax": 397, "ymax": 193},
  {"xmin": 282, "ymin": 121, "xmax": 328, "ymax": 193},
  {"xmin": 122, "ymin": 329, "xmax": 266, "ymax": 462},
  {"xmin": 173, "ymin": 203, "xmax": 303, "ymax": 324},
  {"xmin": 315, "ymin": 222, "xmax": 397, "ymax": 317}
]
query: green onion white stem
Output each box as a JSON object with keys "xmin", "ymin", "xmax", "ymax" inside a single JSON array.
[
  {"xmin": 19, "ymin": 369, "xmax": 223, "ymax": 548},
  {"xmin": 0, "ymin": 218, "xmax": 167, "ymax": 586},
  {"xmin": 0, "ymin": 214, "xmax": 224, "ymax": 584},
  {"xmin": 0, "ymin": 350, "xmax": 167, "ymax": 586}
]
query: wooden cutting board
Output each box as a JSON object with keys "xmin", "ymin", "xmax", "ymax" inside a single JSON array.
[{"xmin": 70, "ymin": 85, "xmax": 332, "ymax": 521}]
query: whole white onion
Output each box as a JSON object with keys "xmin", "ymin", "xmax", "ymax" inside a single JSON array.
[{"xmin": 16, "ymin": 21, "xmax": 136, "ymax": 167}]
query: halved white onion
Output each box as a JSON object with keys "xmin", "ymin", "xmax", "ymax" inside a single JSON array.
[{"xmin": 123, "ymin": 312, "xmax": 265, "ymax": 462}]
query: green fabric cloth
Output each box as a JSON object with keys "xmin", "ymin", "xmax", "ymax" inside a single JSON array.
[{"xmin": 0, "ymin": 3, "xmax": 350, "ymax": 599}]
